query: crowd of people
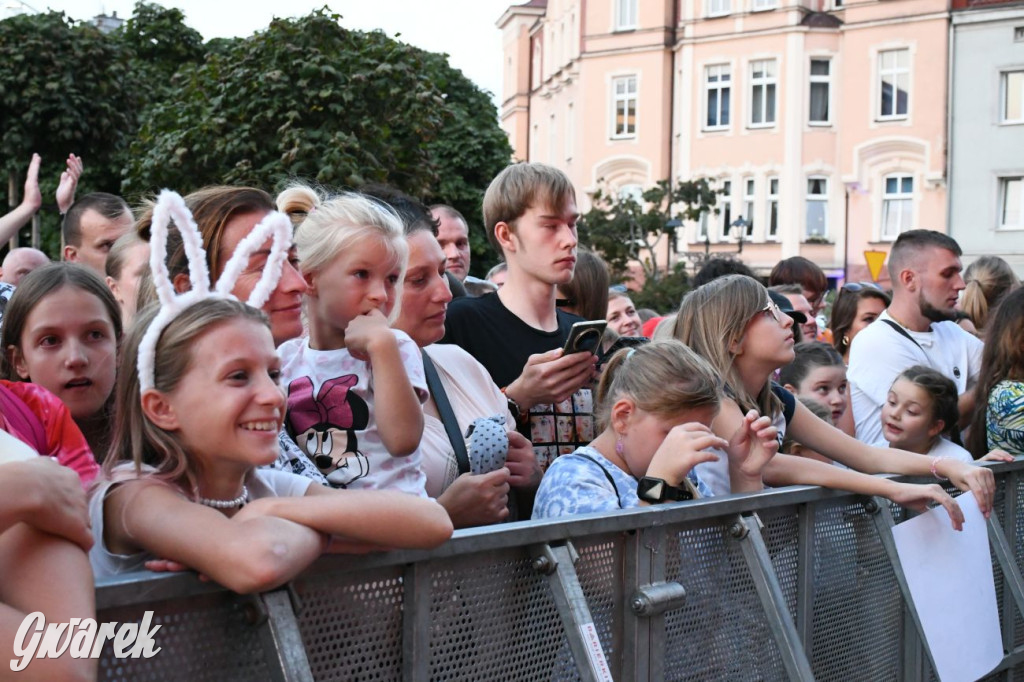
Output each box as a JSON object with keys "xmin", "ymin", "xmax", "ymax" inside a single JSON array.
[{"xmin": 0, "ymin": 154, "xmax": 1021, "ymax": 678}]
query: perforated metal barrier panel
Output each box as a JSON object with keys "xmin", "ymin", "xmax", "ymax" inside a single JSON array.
[{"xmin": 92, "ymin": 464, "xmax": 1024, "ymax": 682}]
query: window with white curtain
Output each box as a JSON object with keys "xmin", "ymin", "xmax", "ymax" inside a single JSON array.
[
  {"xmin": 881, "ymin": 174, "xmax": 913, "ymax": 239},
  {"xmin": 805, "ymin": 177, "xmax": 828, "ymax": 238}
]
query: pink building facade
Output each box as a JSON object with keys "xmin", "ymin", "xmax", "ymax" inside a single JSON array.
[{"xmin": 499, "ymin": 0, "xmax": 950, "ymax": 283}]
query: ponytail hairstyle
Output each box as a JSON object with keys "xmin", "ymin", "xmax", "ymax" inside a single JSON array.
[
  {"xmin": 673, "ymin": 274, "xmax": 782, "ymax": 418},
  {"xmin": 594, "ymin": 340, "xmax": 721, "ymax": 431},
  {"xmin": 276, "ymin": 184, "xmax": 408, "ymax": 322},
  {"xmin": 961, "ymin": 256, "xmax": 1020, "ymax": 335},
  {"xmin": 895, "ymin": 365, "xmax": 960, "ymax": 443},
  {"xmin": 967, "ymin": 286, "xmax": 1024, "ymax": 457},
  {"xmin": 779, "ymin": 342, "xmax": 844, "ymax": 390}
]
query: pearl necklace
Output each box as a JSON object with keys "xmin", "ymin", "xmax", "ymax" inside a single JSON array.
[{"xmin": 198, "ymin": 486, "xmax": 249, "ymax": 509}]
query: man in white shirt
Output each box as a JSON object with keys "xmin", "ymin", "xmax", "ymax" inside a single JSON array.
[{"xmin": 848, "ymin": 230, "xmax": 982, "ymax": 444}]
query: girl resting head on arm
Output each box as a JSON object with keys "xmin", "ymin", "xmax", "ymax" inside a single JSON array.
[
  {"xmin": 532, "ymin": 339, "xmax": 779, "ymax": 519},
  {"xmin": 91, "ymin": 192, "xmax": 451, "ymax": 593}
]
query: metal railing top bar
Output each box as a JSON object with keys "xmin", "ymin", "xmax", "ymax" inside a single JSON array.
[{"xmin": 94, "ymin": 460, "xmax": 1014, "ymax": 611}]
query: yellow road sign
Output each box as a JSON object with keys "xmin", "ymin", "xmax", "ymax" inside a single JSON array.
[{"xmin": 864, "ymin": 250, "xmax": 887, "ymax": 282}]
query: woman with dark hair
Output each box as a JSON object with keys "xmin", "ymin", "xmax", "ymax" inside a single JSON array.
[
  {"xmin": 829, "ymin": 283, "xmax": 891, "ymax": 363},
  {"xmin": 137, "ymin": 186, "xmax": 308, "ymax": 347},
  {"xmin": 967, "ymin": 287, "xmax": 1024, "ymax": 457},
  {"xmin": 385, "ymin": 190, "xmax": 542, "ymax": 526}
]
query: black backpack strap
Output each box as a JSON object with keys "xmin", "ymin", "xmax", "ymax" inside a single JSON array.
[
  {"xmin": 422, "ymin": 349, "xmax": 470, "ymax": 475},
  {"xmin": 881, "ymin": 319, "xmax": 925, "ymax": 352},
  {"xmin": 577, "ymin": 453, "xmax": 623, "ymax": 509}
]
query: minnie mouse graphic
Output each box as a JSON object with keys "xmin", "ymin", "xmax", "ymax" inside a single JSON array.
[{"xmin": 286, "ymin": 375, "xmax": 371, "ymax": 488}]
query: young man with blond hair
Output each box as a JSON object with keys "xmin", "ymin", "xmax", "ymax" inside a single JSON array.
[{"xmin": 442, "ymin": 163, "xmax": 597, "ymax": 471}]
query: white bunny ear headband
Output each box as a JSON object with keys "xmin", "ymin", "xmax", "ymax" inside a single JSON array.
[{"xmin": 137, "ymin": 189, "xmax": 293, "ymax": 392}]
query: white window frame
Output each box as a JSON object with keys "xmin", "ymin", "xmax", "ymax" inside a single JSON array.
[
  {"xmin": 704, "ymin": 64, "xmax": 731, "ymax": 130},
  {"xmin": 752, "ymin": 0, "xmax": 777, "ymax": 10},
  {"xmin": 698, "ymin": 212, "xmax": 710, "ymax": 241},
  {"xmin": 743, "ymin": 178, "xmax": 756, "ymax": 237},
  {"xmin": 878, "ymin": 48, "xmax": 910, "ymax": 121},
  {"xmin": 611, "ymin": 75, "xmax": 638, "ymax": 139},
  {"xmin": 719, "ymin": 180, "xmax": 733, "ymax": 239},
  {"xmin": 766, "ymin": 177, "xmax": 779, "ymax": 241},
  {"xmin": 805, "ymin": 176, "xmax": 829, "ymax": 239},
  {"xmin": 749, "ymin": 59, "xmax": 777, "ymax": 128},
  {"xmin": 708, "ymin": 0, "xmax": 732, "ymax": 17},
  {"xmin": 615, "ymin": 0, "xmax": 638, "ymax": 31},
  {"xmin": 1002, "ymin": 70, "xmax": 1024, "ymax": 125},
  {"xmin": 880, "ymin": 174, "xmax": 914, "ymax": 240},
  {"xmin": 809, "ymin": 58, "xmax": 832, "ymax": 126},
  {"xmin": 999, "ymin": 176, "xmax": 1024, "ymax": 231}
]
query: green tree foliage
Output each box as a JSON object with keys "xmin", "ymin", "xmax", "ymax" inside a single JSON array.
[
  {"xmin": 0, "ymin": 12, "xmax": 133, "ymax": 194},
  {"xmin": 579, "ymin": 178, "xmax": 719, "ymax": 281},
  {"xmin": 123, "ymin": 7, "xmax": 512, "ymax": 229},
  {"xmin": 1, "ymin": 5, "xmax": 511, "ymax": 262},
  {"xmin": 414, "ymin": 49, "xmax": 511, "ymax": 277},
  {"xmin": 630, "ymin": 263, "xmax": 691, "ymax": 316}
]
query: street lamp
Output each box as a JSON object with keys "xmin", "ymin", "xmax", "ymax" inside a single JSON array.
[{"xmin": 730, "ymin": 216, "xmax": 749, "ymax": 254}]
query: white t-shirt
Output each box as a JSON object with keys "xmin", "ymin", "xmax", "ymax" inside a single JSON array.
[
  {"xmin": 875, "ymin": 436, "xmax": 974, "ymax": 464},
  {"xmin": 278, "ymin": 330, "xmax": 428, "ymax": 496},
  {"xmin": 89, "ymin": 467, "xmax": 313, "ymax": 580},
  {"xmin": 848, "ymin": 310, "xmax": 982, "ymax": 445}
]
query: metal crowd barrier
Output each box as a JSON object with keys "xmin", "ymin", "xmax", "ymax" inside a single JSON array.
[{"xmin": 94, "ymin": 461, "xmax": 1024, "ymax": 681}]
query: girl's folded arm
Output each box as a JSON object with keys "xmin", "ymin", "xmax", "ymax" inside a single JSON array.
[
  {"xmin": 244, "ymin": 485, "xmax": 453, "ymax": 550},
  {"xmin": 367, "ymin": 334, "xmax": 424, "ymax": 456},
  {"xmin": 110, "ymin": 482, "xmax": 324, "ymax": 594}
]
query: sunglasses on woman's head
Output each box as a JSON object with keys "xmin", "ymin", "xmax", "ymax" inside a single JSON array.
[{"xmin": 841, "ymin": 281, "xmax": 882, "ymax": 293}]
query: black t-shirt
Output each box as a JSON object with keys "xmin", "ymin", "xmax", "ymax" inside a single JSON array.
[
  {"xmin": 440, "ymin": 292, "xmax": 594, "ymax": 469},
  {"xmin": 441, "ymin": 292, "xmax": 582, "ymax": 389}
]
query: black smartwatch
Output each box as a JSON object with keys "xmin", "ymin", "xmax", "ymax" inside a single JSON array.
[{"xmin": 637, "ymin": 477, "xmax": 693, "ymax": 504}]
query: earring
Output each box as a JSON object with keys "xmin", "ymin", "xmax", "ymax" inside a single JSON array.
[
  {"xmin": 842, "ymin": 335, "xmax": 850, "ymax": 347},
  {"xmin": 615, "ymin": 436, "xmax": 624, "ymax": 455}
]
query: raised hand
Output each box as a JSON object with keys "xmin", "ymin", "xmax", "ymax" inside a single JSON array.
[
  {"xmin": 727, "ymin": 410, "xmax": 779, "ymax": 483},
  {"xmin": 56, "ymin": 153, "xmax": 83, "ymax": 214},
  {"xmin": 645, "ymin": 422, "xmax": 727, "ymax": 487}
]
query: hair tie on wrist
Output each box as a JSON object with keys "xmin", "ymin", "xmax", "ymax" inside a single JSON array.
[{"xmin": 930, "ymin": 456, "xmax": 949, "ymax": 480}]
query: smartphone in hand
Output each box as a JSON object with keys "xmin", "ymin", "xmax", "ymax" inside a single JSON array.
[{"xmin": 562, "ymin": 320, "xmax": 607, "ymax": 355}]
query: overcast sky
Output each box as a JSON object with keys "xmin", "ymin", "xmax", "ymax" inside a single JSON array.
[{"xmin": 5, "ymin": 1, "xmax": 514, "ymax": 107}]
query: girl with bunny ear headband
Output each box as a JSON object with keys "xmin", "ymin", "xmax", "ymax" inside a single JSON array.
[{"xmin": 88, "ymin": 190, "xmax": 452, "ymax": 591}]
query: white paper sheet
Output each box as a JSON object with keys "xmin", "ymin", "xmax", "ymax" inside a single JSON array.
[{"xmin": 891, "ymin": 493, "xmax": 1003, "ymax": 682}]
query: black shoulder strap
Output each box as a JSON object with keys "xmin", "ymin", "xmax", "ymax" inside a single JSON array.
[
  {"xmin": 421, "ymin": 349, "xmax": 470, "ymax": 475},
  {"xmin": 881, "ymin": 319, "xmax": 925, "ymax": 352},
  {"xmin": 577, "ymin": 453, "xmax": 623, "ymax": 509}
]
